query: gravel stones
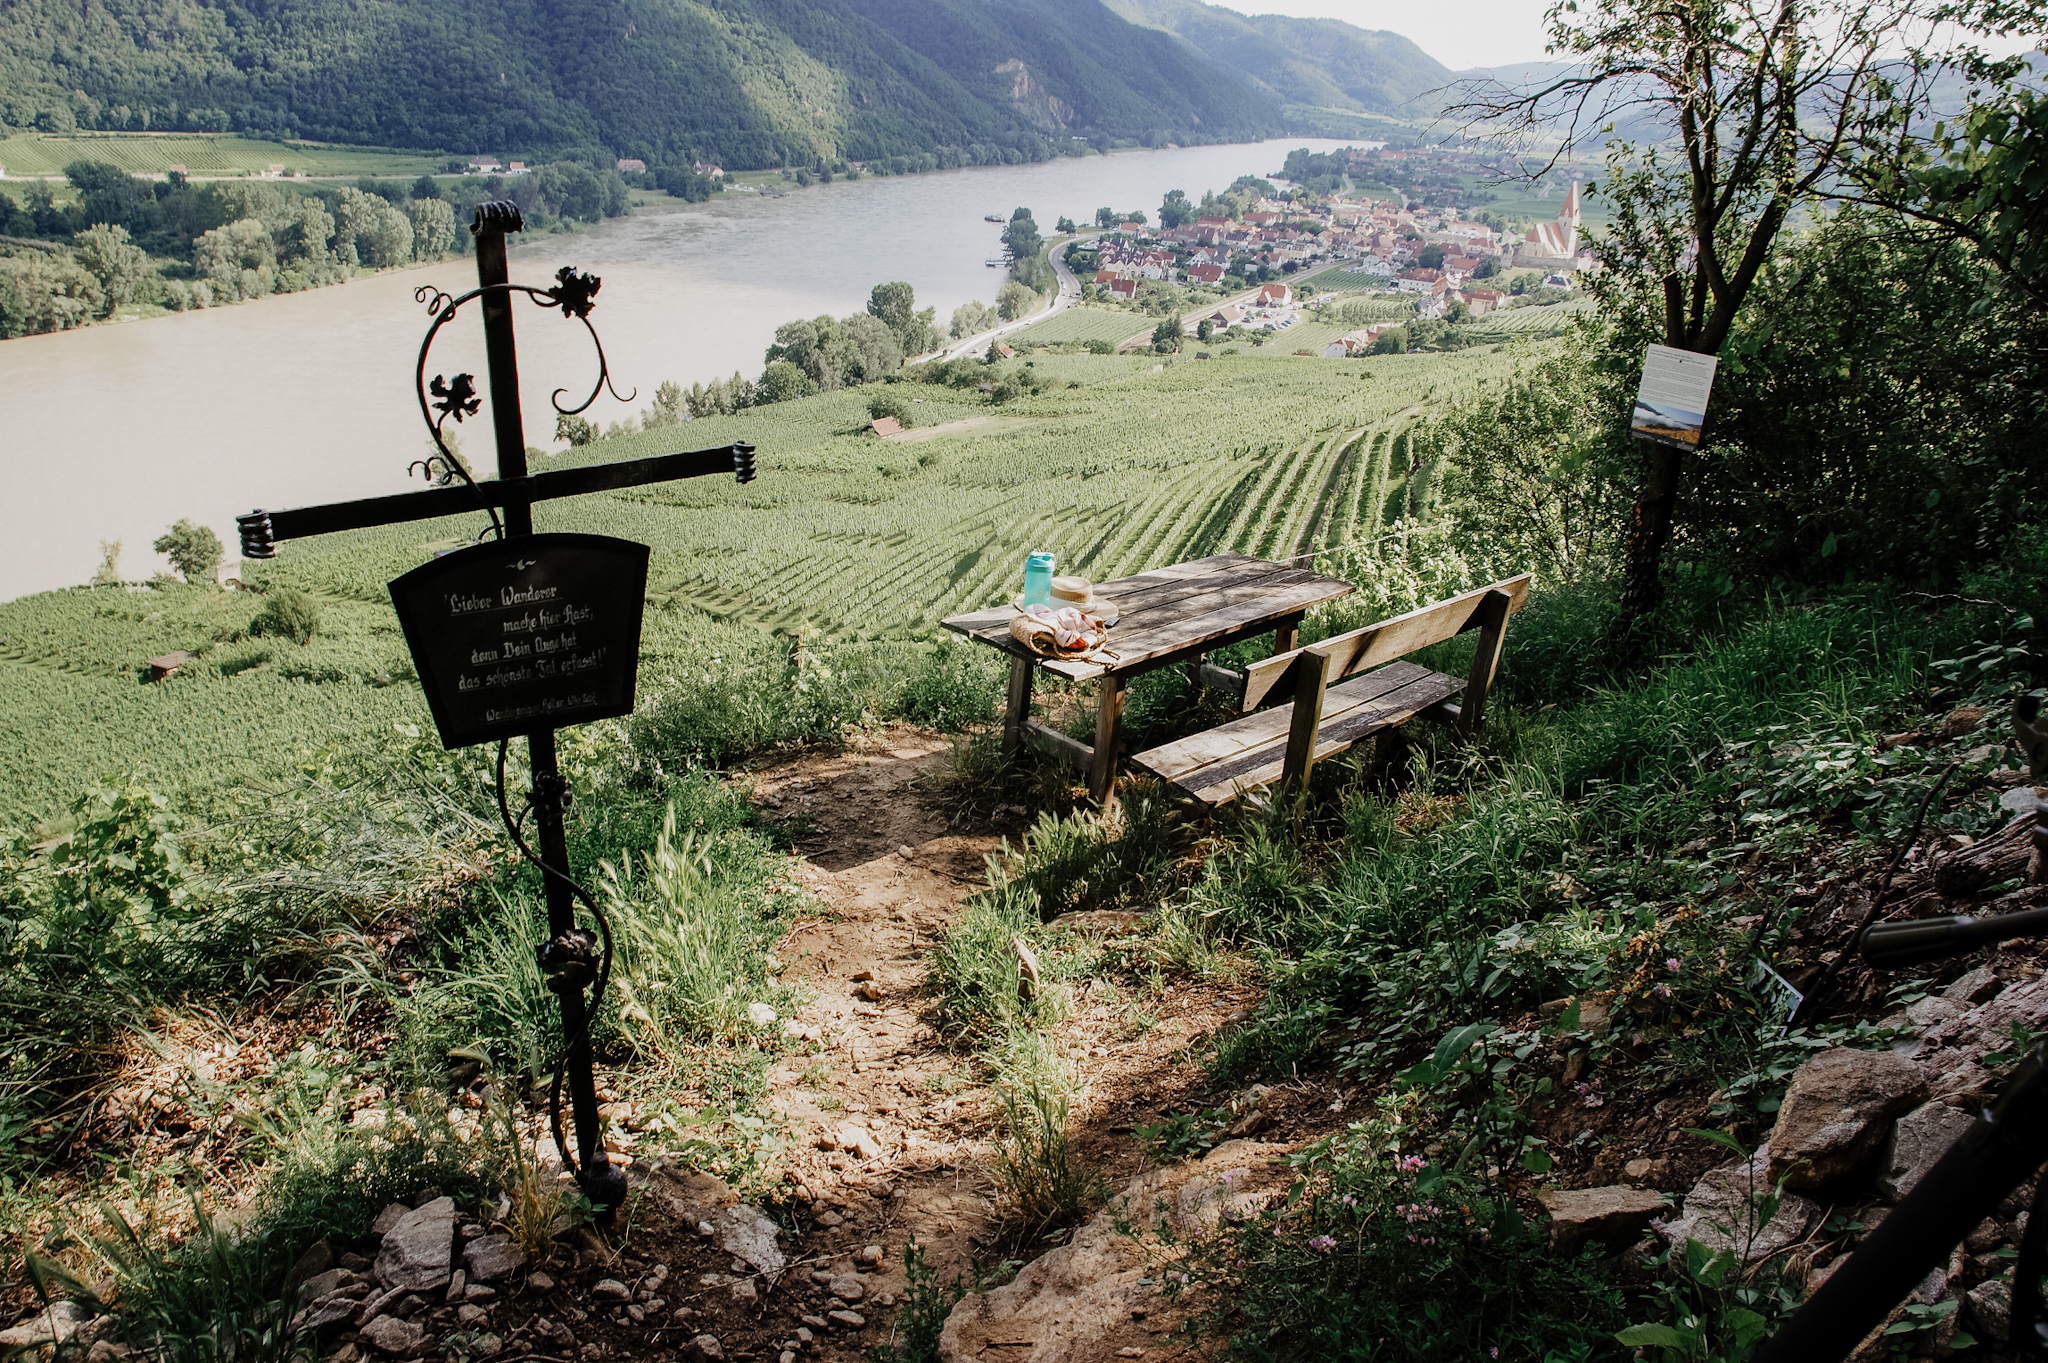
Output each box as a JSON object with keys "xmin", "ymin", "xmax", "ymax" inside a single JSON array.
[
  {"xmin": 359, "ymin": 1315, "xmax": 427, "ymax": 1356},
  {"xmin": 1535, "ymin": 1185, "xmax": 1669, "ymax": 1254},
  {"xmin": 592, "ymin": 1279, "xmax": 632, "ymax": 1301},
  {"xmin": 374, "ymin": 1197, "xmax": 458, "ymax": 1292},
  {"xmin": 686, "ymin": 1335, "xmax": 725, "ymax": 1361},
  {"xmin": 827, "ymin": 1309, "xmax": 867, "ymax": 1328},
  {"xmin": 827, "ymin": 1276, "xmax": 864, "ymax": 1302},
  {"xmin": 1767, "ymin": 1048, "xmax": 1929, "ymax": 1190},
  {"xmin": 1878, "ymin": 1101, "xmax": 1977, "ymax": 1201}
]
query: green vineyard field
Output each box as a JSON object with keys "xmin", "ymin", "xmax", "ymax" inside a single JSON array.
[
  {"xmin": 0, "ymin": 343, "xmax": 1548, "ymax": 821},
  {"xmin": 1009, "ymin": 307, "xmax": 1151, "ymax": 347},
  {"xmin": 0, "ymin": 133, "xmax": 448, "ymax": 179}
]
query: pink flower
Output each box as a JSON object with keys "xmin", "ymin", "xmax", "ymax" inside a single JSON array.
[
  {"xmin": 1665, "ymin": 957, "xmax": 1681, "ymax": 972},
  {"xmin": 1654, "ymin": 983, "xmax": 1673, "ymax": 998},
  {"xmin": 1308, "ymin": 1235, "xmax": 1337, "ymax": 1252}
]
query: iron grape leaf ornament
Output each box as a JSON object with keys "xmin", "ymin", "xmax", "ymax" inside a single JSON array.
[
  {"xmin": 430, "ymin": 372, "xmax": 482, "ymax": 423},
  {"xmin": 552, "ymin": 267, "xmax": 602, "ymax": 319}
]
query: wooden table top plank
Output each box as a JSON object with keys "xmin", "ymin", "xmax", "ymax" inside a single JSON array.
[
  {"xmin": 940, "ymin": 554, "xmax": 1352, "ymax": 683},
  {"xmin": 939, "ymin": 555, "xmax": 1317, "ymax": 641}
]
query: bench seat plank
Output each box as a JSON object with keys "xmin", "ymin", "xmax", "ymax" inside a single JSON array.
[{"xmin": 1132, "ymin": 662, "xmax": 1462, "ymax": 803}]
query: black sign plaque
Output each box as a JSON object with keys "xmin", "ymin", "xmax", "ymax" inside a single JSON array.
[{"xmin": 389, "ymin": 532, "xmax": 650, "ymax": 748}]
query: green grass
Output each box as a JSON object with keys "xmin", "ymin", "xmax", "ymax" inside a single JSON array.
[
  {"xmin": 1010, "ymin": 306, "xmax": 1149, "ymax": 346},
  {"xmin": 0, "ymin": 133, "xmax": 449, "ymax": 179},
  {"xmin": 0, "ymin": 346, "xmax": 1544, "ymax": 822},
  {"xmin": 1295, "ymin": 264, "xmax": 1394, "ymax": 293}
]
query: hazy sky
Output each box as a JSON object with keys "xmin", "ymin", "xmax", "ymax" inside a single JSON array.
[
  {"xmin": 1204, "ymin": 0, "xmax": 2042, "ymax": 70},
  {"xmin": 1209, "ymin": 0, "xmax": 1555, "ymax": 71}
]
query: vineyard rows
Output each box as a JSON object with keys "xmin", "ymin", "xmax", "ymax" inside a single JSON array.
[
  {"xmin": 0, "ymin": 343, "xmax": 1550, "ymax": 818},
  {"xmin": 1009, "ymin": 307, "xmax": 1150, "ymax": 346},
  {"xmin": 0, "ymin": 133, "xmax": 443, "ymax": 178}
]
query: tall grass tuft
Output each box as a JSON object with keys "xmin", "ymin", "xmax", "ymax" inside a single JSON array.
[{"xmin": 986, "ymin": 1082, "xmax": 1104, "ymax": 1249}]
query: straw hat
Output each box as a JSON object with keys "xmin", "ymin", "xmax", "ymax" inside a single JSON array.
[{"xmin": 1048, "ymin": 576, "xmax": 1102, "ymax": 611}]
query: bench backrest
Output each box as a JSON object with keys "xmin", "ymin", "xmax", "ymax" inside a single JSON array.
[{"xmin": 1240, "ymin": 573, "xmax": 1533, "ymax": 712}]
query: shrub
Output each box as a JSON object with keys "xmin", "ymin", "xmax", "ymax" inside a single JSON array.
[
  {"xmin": 867, "ymin": 391, "xmax": 913, "ymax": 425},
  {"xmin": 153, "ymin": 519, "xmax": 223, "ymax": 583},
  {"xmin": 249, "ymin": 586, "xmax": 321, "ymax": 645}
]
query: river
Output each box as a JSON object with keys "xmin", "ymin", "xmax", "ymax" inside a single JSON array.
[{"xmin": 0, "ymin": 138, "xmax": 1363, "ymax": 601}]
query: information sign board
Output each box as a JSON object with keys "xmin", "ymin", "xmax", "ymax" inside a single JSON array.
[
  {"xmin": 1631, "ymin": 343, "xmax": 1720, "ymax": 450},
  {"xmin": 389, "ymin": 533, "xmax": 649, "ymax": 748}
]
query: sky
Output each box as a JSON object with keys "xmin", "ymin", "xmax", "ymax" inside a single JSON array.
[
  {"xmin": 1206, "ymin": 0, "xmax": 1555, "ymax": 71},
  {"xmin": 1202, "ymin": 0, "xmax": 2043, "ymax": 71}
]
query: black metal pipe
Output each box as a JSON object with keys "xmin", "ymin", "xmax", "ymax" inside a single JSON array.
[
  {"xmin": 473, "ymin": 209, "xmax": 622, "ymax": 1209},
  {"xmin": 248, "ymin": 444, "xmax": 756, "ymax": 544}
]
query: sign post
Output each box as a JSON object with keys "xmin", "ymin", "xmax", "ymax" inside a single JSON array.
[{"xmin": 235, "ymin": 202, "xmax": 756, "ymax": 1209}]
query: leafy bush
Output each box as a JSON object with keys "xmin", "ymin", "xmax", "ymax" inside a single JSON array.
[
  {"xmin": 153, "ymin": 519, "xmax": 223, "ymax": 583},
  {"xmin": 249, "ymin": 586, "xmax": 321, "ymax": 645},
  {"xmin": 895, "ymin": 643, "xmax": 1002, "ymax": 731}
]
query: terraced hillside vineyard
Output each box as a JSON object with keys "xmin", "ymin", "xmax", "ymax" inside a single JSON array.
[{"xmin": 0, "ymin": 342, "xmax": 1540, "ymax": 820}]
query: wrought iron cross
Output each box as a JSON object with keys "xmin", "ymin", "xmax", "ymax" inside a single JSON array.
[{"xmin": 237, "ymin": 201, "xmax": 755, "ymax": 1210}]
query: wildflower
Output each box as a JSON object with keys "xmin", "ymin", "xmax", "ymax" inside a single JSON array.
[
  {"xmin": 1665, "ymin": 957, "xmax": 1681, "ymax": 972},
  {"xmin": 1308, "ymin": 1235, "xmax": 1337, "ymax": 1252},
  {"xmin": 1654, "ymin": 983, "xmax": 1673, "ymax": 998}
]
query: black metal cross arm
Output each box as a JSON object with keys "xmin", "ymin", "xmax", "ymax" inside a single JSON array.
[{"xmin": 234, "ymin": 442, "xmax": 756, "ymax": 558}]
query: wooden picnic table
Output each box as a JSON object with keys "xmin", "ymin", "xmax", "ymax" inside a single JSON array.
[{"xmin": 939, "ymin": 552, "xmax": 1355, "ymax": 801}]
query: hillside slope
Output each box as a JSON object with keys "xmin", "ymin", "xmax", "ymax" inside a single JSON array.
[
  {"xmin": 1101, "ymin": 0, "xmax": 1454, "ymax": 117},
  {"xmin": 0, "ymin": 0, "xmax": 1282, "ymax": 168}
]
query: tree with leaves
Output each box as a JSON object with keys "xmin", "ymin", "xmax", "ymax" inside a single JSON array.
[
  {"xmin": 71, "ymin": 223, "xmax": 147, "ymax": 314},
  {"xmin": 1451, "ymin": 0, "xmax": 1994, "ymax": 626},
  {"xmin": 153, "ymin": 519, "xmax": 222, "ymax": 583}
]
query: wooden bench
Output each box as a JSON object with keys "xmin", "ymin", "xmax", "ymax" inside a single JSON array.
[{"xmin": 1129, "ymin": 574, "xmax": 1532, "ymax": 804}]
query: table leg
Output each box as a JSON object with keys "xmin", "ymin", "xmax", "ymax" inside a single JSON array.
[
  {"xmin": 1273, "ymin": 614, "xmax": 1302, "ymax": 655},
  {"xmin": 1001, "ymin": 655, "xmax": 1034, "ymax": 758},
  {"xmin": 1090, "ymin": 675, "xmax": 1126, "ymax": 803}
]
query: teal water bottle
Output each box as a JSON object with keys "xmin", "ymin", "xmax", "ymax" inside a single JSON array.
[{"xmin": 1022, "ymin": 551, "xmax": 1055, "ymax": 607}]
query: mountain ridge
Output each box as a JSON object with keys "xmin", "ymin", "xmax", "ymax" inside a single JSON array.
[{"xmin": 0, "ymin": 0, "xmax": 1285, "ymax": 169}]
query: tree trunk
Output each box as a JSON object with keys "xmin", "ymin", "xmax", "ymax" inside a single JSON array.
[{"xmin": 1618, "ymin": 441, "xmax": 1684, "ymax": 623}]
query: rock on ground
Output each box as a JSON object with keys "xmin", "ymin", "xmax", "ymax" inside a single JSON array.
[
  {"xmin": 715, "ymin": 1203, "xmax": 787, "ymax": 1277},
  {"xmin": 1968, "ymin": 1279, "xmax": 2011, "ymax": 1340},
  {"xmin": 1660, "ymin": 1145, "xmax": 1819, "ymax": 1264},
  {"xmin": 0, "ymin": 1301, "xmax": 92, "ymax": 1348},
  {"xmin": 373, "ymin": 1196, "xmax": 457, "ymax": 1292},
  {"xmin": 1536, "ymin": 1185, "xmax": 1668, "ymax": 1254},
  {"xmin": 939, "ymin": 1141, "xmax": 1290, "ymax": 1363},
  {"xmin": 359, "ymin": 1315, "xmax": 428, "ymax": 1356},
  {"xmin": 462, "ymin": 1232, "xmax": 527, "ymax": 1282},
  {"xmin": 1877, "ymin": 1101, "xmax": 1976, "ymax": 1202},
  {"xmin": 1768, "ymin": 1048, "xmax": 1928, "ymax": 1190}
]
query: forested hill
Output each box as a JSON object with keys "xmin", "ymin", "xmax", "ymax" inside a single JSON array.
[
  {"xmin": 1100, "ymin": 0, "xmax": 1455, "ymax": 119},
  {"xmin": 0, "ymin": 0, "xmax": 1282, "ymax": 169}
]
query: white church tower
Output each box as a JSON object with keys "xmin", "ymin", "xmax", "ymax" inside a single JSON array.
[{"xmin": 1516, "ymin": 181, "xmax": 1582, "ymax": 266}]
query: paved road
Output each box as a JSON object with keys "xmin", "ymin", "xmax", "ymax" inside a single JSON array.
[{"xmin": 927, "ymin": 234, "xmax": 1086, "ymax": 362}]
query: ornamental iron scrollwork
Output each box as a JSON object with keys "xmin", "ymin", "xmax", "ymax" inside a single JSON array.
[{"xmin": 408, "ymin": 248, "xmax": 635, "ymax": 542}]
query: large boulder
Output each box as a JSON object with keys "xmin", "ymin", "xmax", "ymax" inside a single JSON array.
[
  {"xmin": 938, "ymin": 1141, "xmax": 1289, "ymax": 1362},
  {"xmin": 1877, "ymin": 1101, "xmax": 1976, "ymax": 1202},
  {"xmin": 1537, "ymin": 1185, "xmax": 1668, "ymax": 1254},
  {"xmin": 374, "ymin": 1196, "xmax": 457, "ymax": 1292},
  {"xmin": 1768, "ymin": 1049, "xmax": 1928, "ymax": 1191},
  {"xmin": 1660, "ymin": 1144, "xmax": 1819, "ymax": 1264}
]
